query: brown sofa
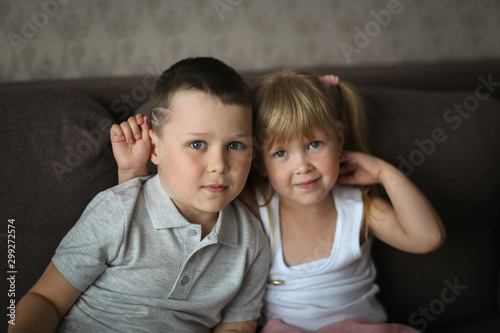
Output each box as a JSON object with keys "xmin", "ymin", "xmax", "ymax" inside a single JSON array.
[{"xmin": 2, "ymin": 59, "xmax": 500, "ymax": 332}]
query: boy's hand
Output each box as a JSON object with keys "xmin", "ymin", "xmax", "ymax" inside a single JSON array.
[{"xmin": 110, "ymin": 114, "xmax": 151, "ymax": 183}]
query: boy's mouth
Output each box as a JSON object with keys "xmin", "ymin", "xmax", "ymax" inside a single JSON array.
[{"xmin": 202, "ymin": 184, "xmax": 229, "ymax": 193}]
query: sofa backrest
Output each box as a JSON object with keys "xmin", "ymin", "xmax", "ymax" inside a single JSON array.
[{"xmin": 1, "ymin": 59, "xmax": 499, "ymax": 331}]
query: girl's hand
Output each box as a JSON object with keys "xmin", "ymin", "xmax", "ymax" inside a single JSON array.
[
  {"xmin": 110, "ymin": 114, "xmax": 151, "ymax": 183},
  {"xmin": 337, "ymin": 150, "xmax": 385, "ymax": 185},
  {"xmin": 339, "ymin": 152, "xmax": 446, "ymax": 254}
]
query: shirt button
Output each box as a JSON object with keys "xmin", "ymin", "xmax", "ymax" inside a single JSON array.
[
  {"xmin": 181, "ymin": 276, "xmax": 190, "ymax": 286},
  {"xmin": 189, "ymin": 255, "xmax": 196, "ymax": 263},
  {"xmin": 187, "ymin": 229, "xmax": 196, "ymax": 237}
]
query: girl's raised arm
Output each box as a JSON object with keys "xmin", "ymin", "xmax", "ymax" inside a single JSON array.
[{"xmin": 338, "ymin": 151, "xmax": 446, "ymax": 253}]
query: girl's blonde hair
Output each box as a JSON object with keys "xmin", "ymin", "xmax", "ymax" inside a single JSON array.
[{"xmin": 249, "ymin": 69, "xmax": 374, "ymax": 246}]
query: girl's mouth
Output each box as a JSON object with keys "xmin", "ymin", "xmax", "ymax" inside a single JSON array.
[{"xmin": 295, "ymin": 178, "xmax": 320, "ymax": 189}]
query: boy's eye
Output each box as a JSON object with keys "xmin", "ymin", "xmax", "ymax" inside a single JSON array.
[
  {"xmin": 308, "ymin": 141, "xmax": 322, "ymax": 149},
  {"xmin": 189, "ymin": 141, "xmax": 207, "ymax": 150},
  {"xmin": 228, "ymin": 142, "xmax": 245, "ymax": 150},
  {"xmin": 274, "ymin": 150, "xmax": 287, "ymax": 158}
]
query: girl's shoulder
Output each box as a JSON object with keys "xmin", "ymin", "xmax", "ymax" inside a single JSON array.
[{"xmin": 332, "ymin": 184, "xmax": 363, "ymax": 203}]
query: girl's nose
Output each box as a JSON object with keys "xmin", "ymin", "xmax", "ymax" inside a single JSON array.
[{"xmin": 294, "ymin": 153, "xmax": 313, "ymax": 174}]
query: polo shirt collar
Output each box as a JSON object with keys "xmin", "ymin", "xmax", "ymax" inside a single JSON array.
[
  {"xmin": 213, "ymin": 202, "xmax": 238, "ymax": 247},
  {"xmin": 143, "ymin": 175, "xmax": 238, "ymax": 247}
]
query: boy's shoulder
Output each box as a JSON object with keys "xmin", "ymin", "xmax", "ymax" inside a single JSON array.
[
  {"xmin": 99, "ymin": 175, "xmax": 155, "ymax": 203},
  {"xmin": 231, "ymin": 198, "xmax": 261, "ymax": 225},
  {"xmin": 85, "ymin": 175, "xmax": 154, "ymax": 216},
  {"xmin": 109, "ymin": 175, "xmax": 154, "ymax": 194},
  {"xmin": 230, "ymin": 198, "xmax": 269, "ymax": 244}
]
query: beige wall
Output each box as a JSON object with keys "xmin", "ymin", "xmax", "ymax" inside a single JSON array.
[{"xmin": 1, "ymin": 0, "xmax": 499, "ymax": 82}]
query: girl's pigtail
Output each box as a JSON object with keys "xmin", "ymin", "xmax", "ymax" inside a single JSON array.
[
  {"xmin": 336, "ymin": 80, "xmax": 369, "ymax": 153},
  {"xmin": 336, "ymin": 80, "xmax": 377, "ymax": 242}
]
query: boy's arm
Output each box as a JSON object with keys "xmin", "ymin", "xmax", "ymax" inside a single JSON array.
[
  {"xmin": 9, "ymin": 262, "xmax": 81, "ymax": 333},
  {"xmin": 110, "ymin": 114, "xmax": 152, "ymax": 184},
  {"xmin": 212, "ymin": 320, "xmax": 257, "ymax": 333},
  {"xmin": 338, "ymin": 151, "xmax": 446, "ymax": 254},
  {"xmin": 213, "ymin": 209, "xmax": 270, "ymax": 333}
]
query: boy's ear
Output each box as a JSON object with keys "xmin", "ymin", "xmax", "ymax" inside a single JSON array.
[{"xmin": 149, "ymin": 129, "xmax": 160, "ymax": 166}]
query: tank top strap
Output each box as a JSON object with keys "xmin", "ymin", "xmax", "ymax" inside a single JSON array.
[{"xmin": 332, "ymin": 184, "xmax": 365, "ymax": 261}]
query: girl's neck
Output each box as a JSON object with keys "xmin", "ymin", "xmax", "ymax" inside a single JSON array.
[
  {"xmin": 279, "ymin": 191, "xmax": 336, "ymax": 226},
  {"xmin": 278, "ymin": 191, "xmax": 338, "ymax": 266}
]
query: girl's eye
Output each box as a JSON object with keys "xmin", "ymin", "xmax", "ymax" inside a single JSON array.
[
  {"xmin": 228, "ymin": 142, "xmax": 245, "ymax": 150},
  {"xmin": 189, "ymin": 141, "xmax": 207, "ymax": 150},
  {"xmin": 308, "ymin": 141, "xmax": 322, "ymax": 149},
  {"xmin": 274, "ymin": 150, "xmax": 287, "ymax": 158}
]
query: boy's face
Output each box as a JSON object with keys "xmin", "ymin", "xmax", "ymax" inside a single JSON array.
[{"xmin": 150, "ymin": 90, "xmax": 252, "ymax": 224}]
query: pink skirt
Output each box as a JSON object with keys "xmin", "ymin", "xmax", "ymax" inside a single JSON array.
[{"xmin": 260, "ymin": 318, "xmax": 420, "ymax": 333}]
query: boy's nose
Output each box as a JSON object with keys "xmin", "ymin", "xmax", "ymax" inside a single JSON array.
[{"xmin": 207, "ymin": 149, "xmax": 229, "ymax": 174}]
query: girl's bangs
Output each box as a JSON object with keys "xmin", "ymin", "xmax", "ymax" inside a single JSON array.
[{"xmin": 258, "ymin": 86, "xmax": 337, "ymax": 150}]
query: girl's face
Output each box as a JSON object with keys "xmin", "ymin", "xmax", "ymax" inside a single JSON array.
[{"xmin": 258, "ymin": 127, "xmax": 342, "ymax": 208}]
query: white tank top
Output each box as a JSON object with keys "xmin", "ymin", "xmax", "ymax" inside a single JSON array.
[{"xmin": 256, "ymin": 184, "xmax": 387, "ymax": 331}]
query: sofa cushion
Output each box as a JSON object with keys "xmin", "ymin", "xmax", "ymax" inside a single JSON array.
[
  {"xmin": 134, "ymin": 85, "xmax": 500, "ymax": 330},
  {"xmin": 1, "ymin": 87, "xmax": 118, "ymax": 306},
  {"xmin": 359, "ymin": 87, "xmax": 500, "ymax": 330}
]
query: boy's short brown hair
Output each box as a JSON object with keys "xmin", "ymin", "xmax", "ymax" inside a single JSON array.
[{"xmin": 150, "ymin": 57, "xmax": 252, "ymax": 137}]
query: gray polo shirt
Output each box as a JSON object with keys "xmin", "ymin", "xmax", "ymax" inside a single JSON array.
[{"xmin": 53, "ymin": 175, "xmax": 270, "ymax": 333}]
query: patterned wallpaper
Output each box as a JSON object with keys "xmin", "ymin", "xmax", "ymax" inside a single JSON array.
[{"xmin": 1, "ymin": 0, "xmax": 499, "ymax": 82}]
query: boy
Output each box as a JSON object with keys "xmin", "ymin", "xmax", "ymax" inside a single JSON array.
[{"xmin": 11, "ymin": 57, "xmax": 270, "ymax": 333}]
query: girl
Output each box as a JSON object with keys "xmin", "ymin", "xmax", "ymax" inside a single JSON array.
[{"xmin": 111, "ymin": 70, "xmax": 445, "ymax": 332}]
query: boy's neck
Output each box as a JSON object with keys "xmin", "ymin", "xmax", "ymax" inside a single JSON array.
[
  {"xmin": 158, "ymin": 178, "xmax": 219, "ymax": 238},
  {"xmin": 199, "ymin": 218, "xmax": 217, "ymax": 239},
  {"xmin": 175, "ymin": 206, "xmax": 219, "ymax": 239}
]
